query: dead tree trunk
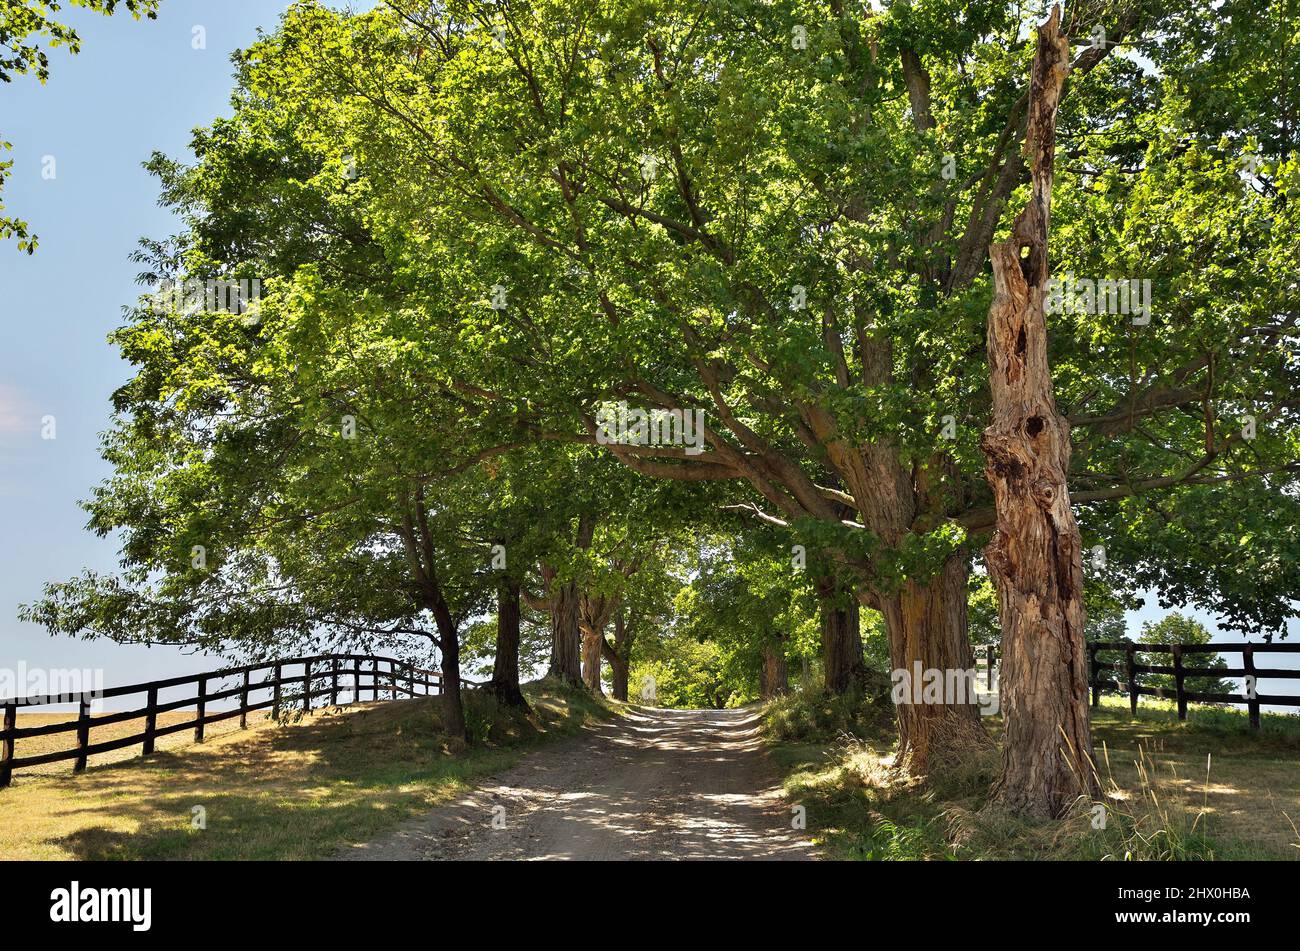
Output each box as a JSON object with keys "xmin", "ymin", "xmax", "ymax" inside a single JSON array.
[{"xmin": 981, "ymin": 5, "xmax": 1097, "ymax": 818}]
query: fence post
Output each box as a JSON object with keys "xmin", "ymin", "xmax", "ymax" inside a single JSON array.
[
  {"xmin": 985, "ymin": 645, "xmax": 994, "ymax": 691},
  {"xmin": 1125, "ymin": 643, "xmax": 1138, "ymax": 716},
  {"xmin": 273, "ymin": 663, "xmax": 282, "ymax": 721},
  {"xmin": 303, "ymin": 660, "xmax": 313, "ymax": 714},
  {"xmin": 371, "ymin": 658, "xmax": 379, "ymax": 701},
  {"xmin": 143, "ymin": 687, "xmax": 158, "ymax": 756},
  {"xmin": 355, "ymin": 658, "xmax": 362, "ymax": 704},
  {"xmin": 389, "ymin": 660, "xmax": 397, "ymax": 700},
  {"xmin": 195, "ymin": 677, "xmax": 207, "ymax": 743},
  {"xmin": 1172, "ymin": 644, "xmax": 1187, "ymax": 721},
  {"xmin": 74, "ymin": 696, "xmax": 91, "ymax": 773},
  {"xmin": 240, "ymin": 670, "xmax": 250, "ymax": 729},
  {"xmin": 1088, "ymin": 644, "xmax": 1099, "ymax": 708},
  {"xmin": 1, "ymin": 701, "xmax": 16, "ymax": 788},
  {"xmin": 331, "ymin": 657, "xmax": 339, "ymax": 706},
  {"xmin": 408, "ymin": 663, "xmax": 415, "ymax": 698},
  {"xmin": 1243, "ymin": 645, "xmax": 1260, "ymax": 730}
]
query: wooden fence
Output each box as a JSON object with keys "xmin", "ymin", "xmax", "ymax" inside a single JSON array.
[
  {"xmin": 978, "ymin": 641, "xmax": 1300, "ymax": 729},
  {"xmin": 0, "ymin": 653, "xmax": 440, "ymax": 788}
]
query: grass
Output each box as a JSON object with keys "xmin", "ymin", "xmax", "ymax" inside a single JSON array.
[
  {"xmin": 8, "ymin": 710, "xmax": 274, "ymax": 777},
  {"xmin": 0, "ymin": 681, "xmax": 617, "ymax": 860},
  {"xmin": 766, "ymin": 691, "xmax": 1300, "ymax": 861}
]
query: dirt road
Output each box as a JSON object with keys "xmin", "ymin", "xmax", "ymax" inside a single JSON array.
[{"xmin": 338, "ymin": 705, "xmax": 817, "ymax": 861}]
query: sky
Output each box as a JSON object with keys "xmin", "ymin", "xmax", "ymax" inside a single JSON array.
[
  {"xmin": 0, "ymin": 1, "xmax": 370, "ymax": 703},
  {"xmin": 0, "ymin": 0, "xmax": 1294, "ymax": 712}
]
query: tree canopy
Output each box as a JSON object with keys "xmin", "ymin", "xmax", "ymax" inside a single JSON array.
[{"xmin": 19, "ymin": 0, "xmax": 1299, "ymax": 817}]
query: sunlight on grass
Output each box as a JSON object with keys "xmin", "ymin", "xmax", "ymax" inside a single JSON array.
[
  {"xmin": 0, "ymin": 682, "xmax": 618, "ymax": 860},
  {"xmin": 768, "ymin": 692, "xmax": 1300, "ymax": 861}
]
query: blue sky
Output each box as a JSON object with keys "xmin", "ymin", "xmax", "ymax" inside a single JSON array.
[
  {"xmin": 0, "ymin": 1, "xmax": 359, "ymax": 695},
  {"xmin": 0, "ymin": 0, "xmax": 1294, "ymax": 709}
]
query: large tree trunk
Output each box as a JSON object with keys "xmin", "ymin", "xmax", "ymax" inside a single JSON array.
[
  {"xmin": 601, "ymin": 605, "xmax": 633, "ymax": 701},
  {"xmin": 547, "ymin": 580, "xmax": 583, "ymax": 686},
  {"xmin": 878, "ymin": 551, "xmax": 992, "ymax": 773},
  {"xmin": 490, "ymin": 574, "xmax": 528, "ymax": 708},
  {"xmin": 427, "ymin": 583, "xmax": 467, "ymax": 741},
  {"xmin": 581, "ymin": 624, "xmax": 604, "ymax": 695},
  {"xmin": 580, "ymin": 591, "xmax": 618, "ymax": 696},
  {"xmin": 818, "ymin": 577, "xmax": 866, "ymax": 693},
  {"xmin": 981, "ymin": 6, "xmax": 1097, "ymax": 819},
  {"xmin": 437, "ymin": 630, "xmax": 467, "ymax": 742},
  {"xmin": 608, "ymin": 652, "xmax": 629, "ymax": 702},
  {"xmin": 840, "ymin": 316, "xmax": 990, "ymax": 772},
  {"xmin": 545, "ymin": 514, "xmax": 594, "ymax": 687},
  {"xmin": 400, "ymin": 502, "xmax": 467, "ymax": 742},
  {"xmin": 761, "ymin": 641, "xmax": 789, "ymax": 700}
]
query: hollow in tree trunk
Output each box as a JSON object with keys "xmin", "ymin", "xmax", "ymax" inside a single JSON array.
[{"xmin": 981, "ymin": 5, "xmax": 1097, "ymax": 818}]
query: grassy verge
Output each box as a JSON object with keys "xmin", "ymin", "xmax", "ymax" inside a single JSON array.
[
  {"xmin": 765, "ymin": 691, "xmax": 1300, "ymax": 860},
  {"xmin": 0, "ymin": 681, "xmax": 617, "ymax": 860}
]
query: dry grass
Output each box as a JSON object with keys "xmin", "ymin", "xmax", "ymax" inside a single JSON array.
[
  {"xmin": 770, "ymin": 694, "xmax": 1300, "ymax": 860},
  {"xmin": 1083, "ymin": 698, "xmax": 1300, "ymax": 859},
  {"xmin": 10, "ymin": 710, "xmax": 272, "ymax": 777},
  {"xmin": 0, "ymin": 683, "xmax": 615, "ymax": 860}
]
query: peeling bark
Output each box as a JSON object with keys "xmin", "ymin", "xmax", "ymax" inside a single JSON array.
[{"xmin": 981, "ymin": 5, "xmax": 1098, "ymax": 818}]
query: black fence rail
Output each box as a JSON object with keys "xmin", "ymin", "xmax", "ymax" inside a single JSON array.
[
  {"xmin": 977, "ymin": 641, "xmax": 1300, "ymax": 729},
  {"xmin": 0, "ymin": 653, "xmax": 440, "ymax": 788},
  {"xmin": 1087, "ymin": 641, "xmax": 1300, "ymax": 728}
]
